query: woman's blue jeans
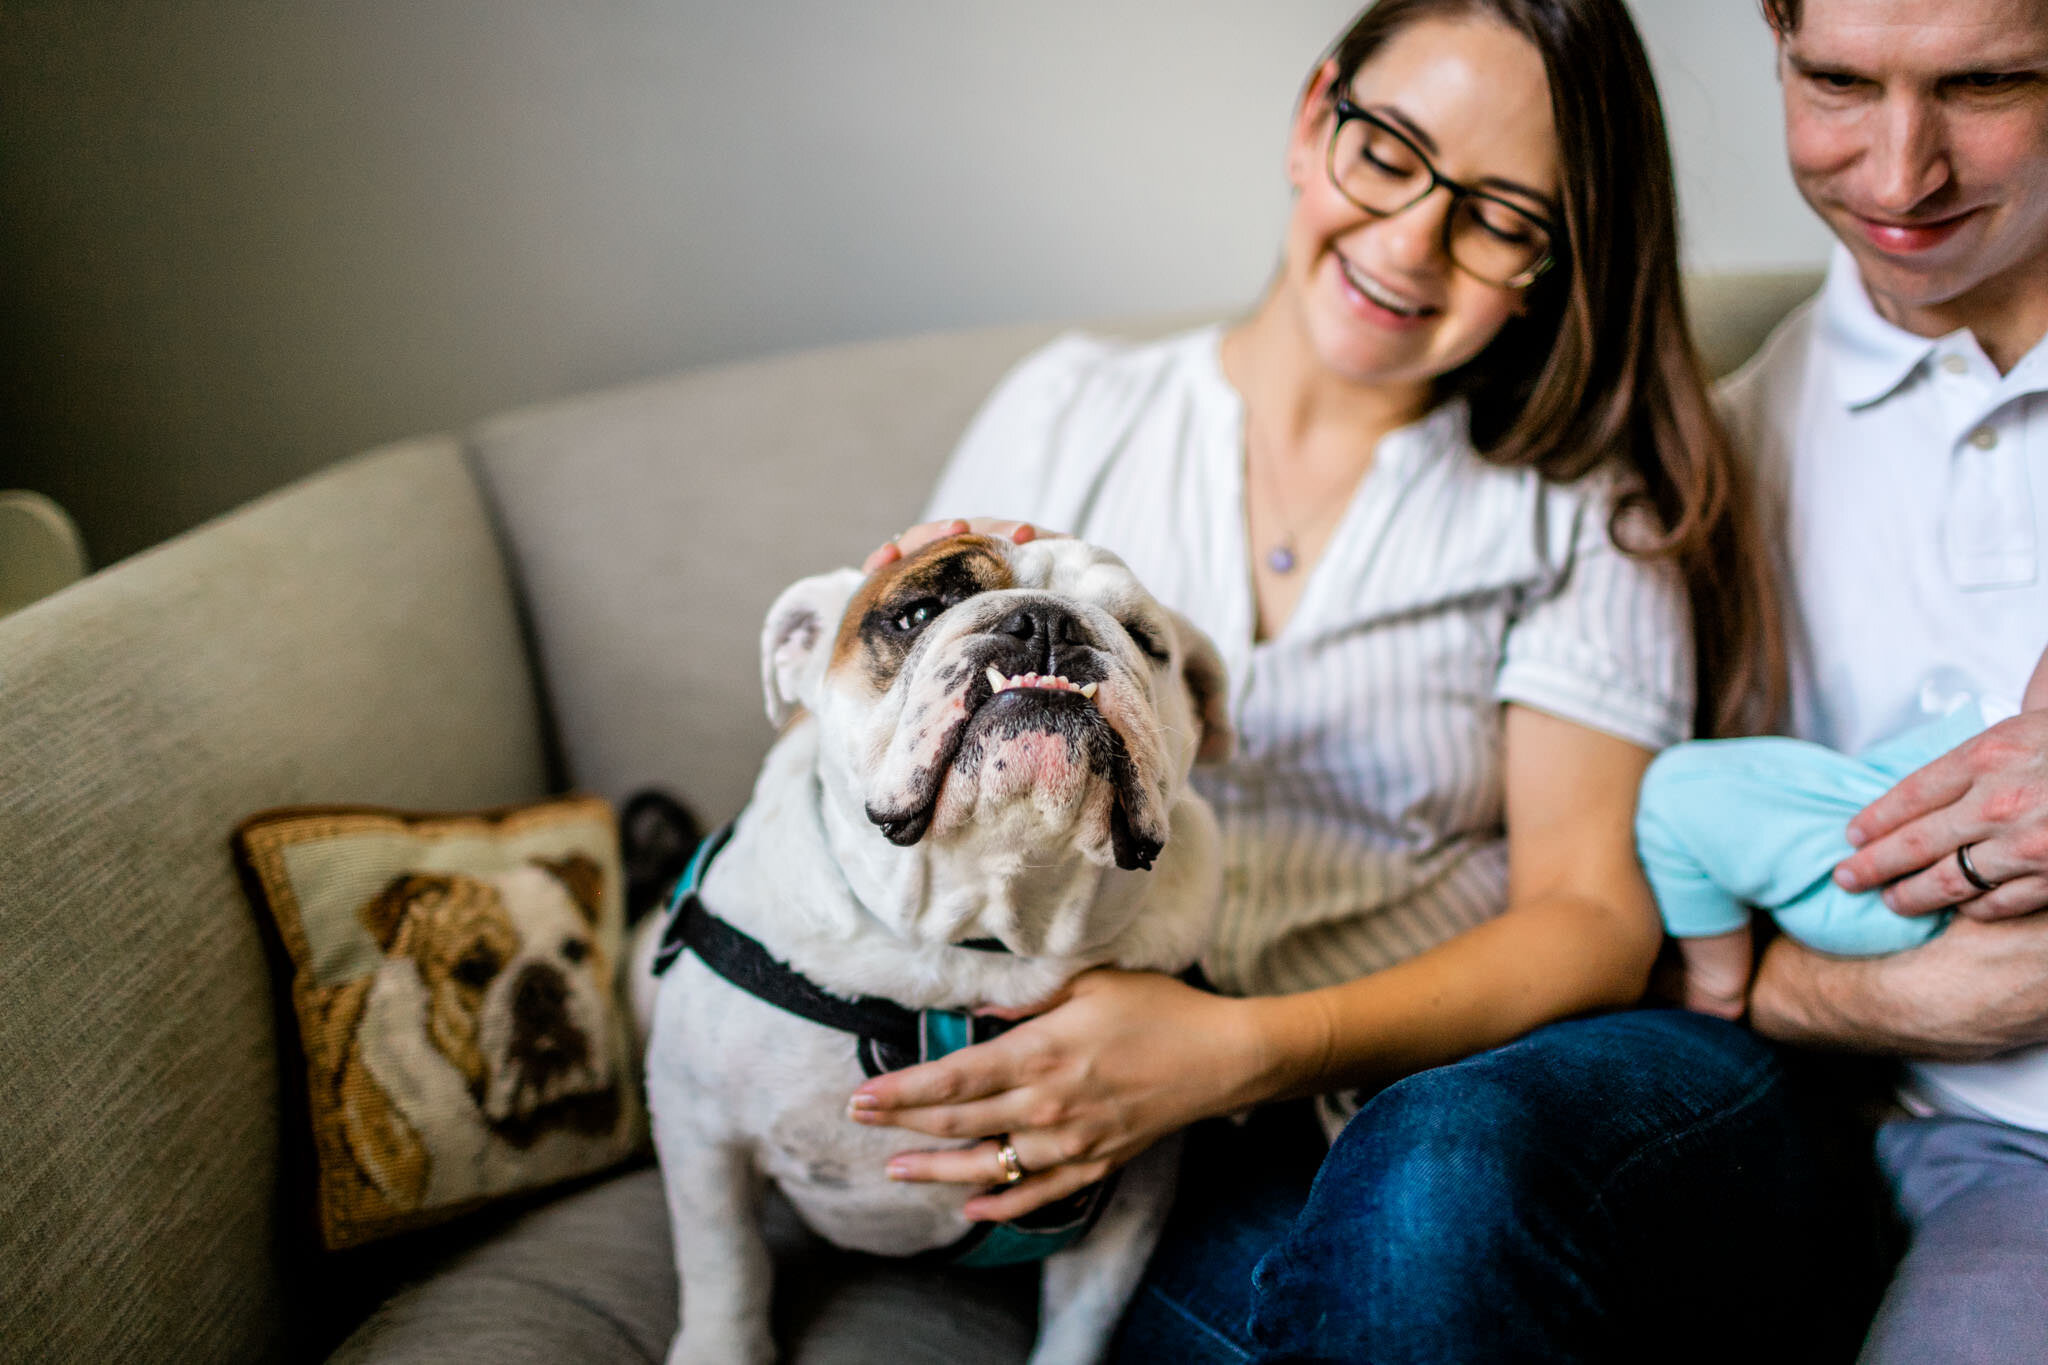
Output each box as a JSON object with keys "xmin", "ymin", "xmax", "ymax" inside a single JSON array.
[{"xmin": 1112, "ymin": 1009, "xmax": 1876, "ymax": 1364}]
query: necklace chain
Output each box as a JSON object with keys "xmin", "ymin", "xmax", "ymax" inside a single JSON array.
[{"xmin": 1248, "ymin": 426, "xmax": 1364, "ymax": 577}]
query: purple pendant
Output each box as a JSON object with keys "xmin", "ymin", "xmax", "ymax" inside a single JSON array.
[{"xmin": 1267, "ymin": 544, "xmax": 1296, "ymax": 574}]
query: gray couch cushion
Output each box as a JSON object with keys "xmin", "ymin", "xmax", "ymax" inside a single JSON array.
[
  {"xmin": 1686, "ymin": 271, "xmax": 1821, "ymax": 380},
  {"xmin": 331, "ymin": 1165, "xmax": 1037, "ymax": 1365},
  {"xmin": 0, "ymin": 438, "xmax": 552, "ymax": 1363}
]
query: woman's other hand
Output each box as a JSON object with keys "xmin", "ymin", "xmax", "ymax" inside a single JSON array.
[
  {"xmin": 846, "ymin": 968, "xmax": 1269, "ymax": 1220},
  {"xmin": 862, "ymin": 517, "xmax": 1043, "ymax": 574}
]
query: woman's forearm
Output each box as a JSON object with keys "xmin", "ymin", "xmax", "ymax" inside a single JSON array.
[
  {"xmin": 1239, "ymin": 891, "xmax": 1661, "ymax": 1104},
  {"xmin": 1220, "ymin": 707, "xmax": 1666, "ymax": 1109}
]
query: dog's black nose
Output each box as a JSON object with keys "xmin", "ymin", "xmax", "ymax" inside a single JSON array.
[
  {"xmin": 510, "ymin": 965, "xmax": 586, "ymax": 1069},
  {"xmin": 994, "ymin": 603, "xmax": 1092, "ymax": 676}
]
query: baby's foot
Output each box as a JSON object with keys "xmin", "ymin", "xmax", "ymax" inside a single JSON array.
[{"xmin": 1675, "ymin": 928, "xmax": 1753, "ymax": 1021}]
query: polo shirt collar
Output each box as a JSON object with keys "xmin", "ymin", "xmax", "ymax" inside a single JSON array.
[{"xmin": 1817, "ymin": 244, "xmax": 1940, "ymax": 410}]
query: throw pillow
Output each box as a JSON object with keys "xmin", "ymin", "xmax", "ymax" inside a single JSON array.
[{"xmin": 234, "ymin": 794, "xmax": 643, "ymax": 1251}]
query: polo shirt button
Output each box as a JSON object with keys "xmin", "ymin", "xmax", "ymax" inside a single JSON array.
[
  {"xmin": 1970, "ymin": 428, "xmax": 1998, "ymax": 450},
  {"xmin": 1942, "ymin": 354, "xmax": 1968, "ymax": 375}
]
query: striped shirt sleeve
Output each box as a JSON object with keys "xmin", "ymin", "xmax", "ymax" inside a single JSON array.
[{"xmin": 1494, "ymin": 478, "xmax": 1695, "ymax": 751}]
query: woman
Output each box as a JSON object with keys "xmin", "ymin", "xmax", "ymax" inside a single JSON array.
[{"xmin": 856, "ymin": 1, "xmax": 1863, "ymax": 1359}]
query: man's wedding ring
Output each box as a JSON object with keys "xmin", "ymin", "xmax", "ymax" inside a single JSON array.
[
  {"xmin": 994, "ymin": 1137, "xmax": 1026, "ymax": 1185},
  {"xmin": 1957, "ymin": 842, "xmax": 1998, "ymax": 894}
]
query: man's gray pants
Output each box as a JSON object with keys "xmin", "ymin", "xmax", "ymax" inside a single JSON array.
[{"xmin": 1860, "ymin": 1113, "xmax": 2048, "ymax": 1364}]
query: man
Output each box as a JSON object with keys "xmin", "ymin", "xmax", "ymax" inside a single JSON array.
[{"xmin": 1721, "ymin": 0, "xmax": 2048, "ymax": 1358}]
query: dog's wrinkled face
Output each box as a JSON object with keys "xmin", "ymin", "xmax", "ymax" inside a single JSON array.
[
  {"xmin": 760, "ymin": 537, "xmax": 1230, "ymax": 951},
  {"xmin": 360, "ymin": 857, "xmax": 616, "ymax": 1139}
]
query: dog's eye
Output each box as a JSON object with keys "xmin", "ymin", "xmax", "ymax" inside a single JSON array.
[
  {"xmin": 453, "ymin": 948, "xmax": 500, "ymax": 989},
  {"xmin": 561, "ymin": 936, "xmax": 589, "ymax": 964},
  {"xmin": 1121, "ymin": 620, "xmax": 1170, "ymax": 664},
  {"xmin": 889, "ymin": 598, "xmax": 945, "ymax": 635}
]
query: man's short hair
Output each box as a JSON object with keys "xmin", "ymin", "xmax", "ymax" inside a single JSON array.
[{"xmin": 1759, "ymin": 0, "xmax": 1798, "ymax": 31}]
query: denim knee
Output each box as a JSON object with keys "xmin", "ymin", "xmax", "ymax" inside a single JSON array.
[
  {"xmin": 1248, "ymin": 1053, "xmax": 1605, "ymax": 1360},
  {"xmin": 1243, "ymin": 1012, "xmax": 1858, "ymax": 1364}
]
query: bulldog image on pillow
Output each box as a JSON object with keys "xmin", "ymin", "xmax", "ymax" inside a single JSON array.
[
  {"xmin": 641, "ymin": 534, "xmax": 1231, "ymax": 1365},
  {"xmin": 322, "ymin": 855, "xmax": 625, "ymax": 1217}
]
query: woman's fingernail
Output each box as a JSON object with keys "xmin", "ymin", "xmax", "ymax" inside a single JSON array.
[
  {"xmin": 1845, "ymin": 825, "xmax": 1867, "ymax": 848},
  {"xmin": 1834, "ymin": 865, "xmax": 1862, "ymax": 892},
  {"xmin": 886, "ymin": 1160, "xmax": 910, "ymax": 1180},
  {"xmin": 849, "ymin": 1091, "xmax": 879, "ymax": 1110}
]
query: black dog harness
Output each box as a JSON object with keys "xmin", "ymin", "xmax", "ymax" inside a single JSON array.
[{"xmin": 651, "ymin": 822, "xmax": 1116, "ymax": 1268}]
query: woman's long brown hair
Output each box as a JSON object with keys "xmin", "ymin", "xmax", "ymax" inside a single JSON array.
[{"xmin": 1328, "ymin": 0, "xmax": 1786, "ymax": 738}]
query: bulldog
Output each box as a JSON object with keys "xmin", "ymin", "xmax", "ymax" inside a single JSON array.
[{"xmin": 641, "ymin": 534, "xmax": 1230, "ymax": 1365}]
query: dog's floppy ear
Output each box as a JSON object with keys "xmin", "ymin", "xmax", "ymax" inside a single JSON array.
[
  {"xmin": 536, "ymin": 853, "xmax": 605, "ymax": 926},
  {"xmin": 359, "ymin": 873, "xmax": 450, "ymax": 952},
  {"xmin": 762, "ymin": 568, "xmax": 864, "ymax": 728},
  {"xmin": 1166, "ymin": 608, "xmax": 1233, "ymax": 764}
]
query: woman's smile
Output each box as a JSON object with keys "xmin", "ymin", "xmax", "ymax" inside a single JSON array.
[{"xmin": 1332, "ymin": 251, "xmax": 1440, "ymax": 328}]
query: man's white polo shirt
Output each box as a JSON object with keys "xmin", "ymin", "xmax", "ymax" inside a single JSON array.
[{"xmin": 1723, "ymin": 245, "xmax": 2048, "ymax": 1133}]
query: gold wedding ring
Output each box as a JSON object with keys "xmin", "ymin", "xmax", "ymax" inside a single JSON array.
[{"xmin": 994, "ymin": 1136, "xmax": 1026, "ymax": 1185}]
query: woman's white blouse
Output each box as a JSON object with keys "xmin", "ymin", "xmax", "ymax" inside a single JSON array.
[{"xmin": 926, "ymin": 327, "xmax": 1693, "ymax": 997}]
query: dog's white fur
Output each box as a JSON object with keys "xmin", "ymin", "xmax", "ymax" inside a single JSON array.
[{"xmin": 642, "ymin": 537, "xmax": 1228, "ymax": 1365}]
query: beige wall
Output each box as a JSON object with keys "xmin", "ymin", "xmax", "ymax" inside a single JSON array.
[{"xmin": 0, "ymin": 1, "xmax": 1825, "ymax": 568}]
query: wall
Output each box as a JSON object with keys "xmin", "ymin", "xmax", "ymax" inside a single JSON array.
[{"xmin": 0, "ymin": 1, "xmax": 1827, "ymax": 568}]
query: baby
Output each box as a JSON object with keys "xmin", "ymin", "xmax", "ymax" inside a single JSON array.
[{"xmin": 1637, "ymin": 645, "xmax": 2048, "ymax": 1019}]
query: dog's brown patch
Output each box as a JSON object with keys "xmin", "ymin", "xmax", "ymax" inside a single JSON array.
[{"xmin": 832, "ymin": 536, "xmax": 1014, "ymax": 695}]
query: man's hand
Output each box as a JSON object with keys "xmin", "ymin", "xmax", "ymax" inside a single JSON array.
[
  {"xmin": 1750, "ymin": 912, "xmax": 2048, "ymax": 1060},
  {"xmin": 1834, "ymin": 710, "xmax": 2048, "ymax": 923}
]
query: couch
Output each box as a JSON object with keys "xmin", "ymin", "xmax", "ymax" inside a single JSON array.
[{"xmin": 0, "ymin": 271, "xmax": 1820, "ymax": 1363}]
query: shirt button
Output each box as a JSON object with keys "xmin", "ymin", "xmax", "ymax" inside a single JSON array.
[
  {"xmin": 1969, "ymin": 428, "xmax": 1998, "ymax": 450},
  {"xmin": 1941, "ymin": 354, "xmax": 1968, "ymax": 375}
]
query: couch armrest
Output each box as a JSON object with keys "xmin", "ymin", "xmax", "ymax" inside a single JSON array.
[{"xmin": 0, "ymin": 437, "xmax": 552, "ymax": 1361}]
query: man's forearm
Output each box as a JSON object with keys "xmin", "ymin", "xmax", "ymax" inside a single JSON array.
[
  {"xmin": 1750, "ymin": 923, "xmax": 2048, "ymax": 1061},
  {"xmin": 1748, "ymin": 936, "xmax": 1928, "ymax": 1054}
]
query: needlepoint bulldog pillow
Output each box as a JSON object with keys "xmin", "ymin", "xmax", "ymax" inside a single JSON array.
[{"xmin": 234, "ymin": 794, "xmax": 643, "ymax": 1251}]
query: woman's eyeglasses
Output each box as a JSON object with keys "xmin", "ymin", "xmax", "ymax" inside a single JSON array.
[{"xmin": 1326, "ymin": 96, "xmax": 1557, "ymax": 289}]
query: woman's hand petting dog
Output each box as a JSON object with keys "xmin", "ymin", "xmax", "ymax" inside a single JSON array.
[
  {"xmin": 848, "ymin": 967, "xmax": 1268, "ymax": 1221},
  {"xmin": 862, "ymin": 517, "xmax": 1045, "ymax": 574}
]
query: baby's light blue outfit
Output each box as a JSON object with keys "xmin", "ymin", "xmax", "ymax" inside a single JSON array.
[{"xmin": 1636, "ymin": 705, "xmax": 1984, "ymax": 956}]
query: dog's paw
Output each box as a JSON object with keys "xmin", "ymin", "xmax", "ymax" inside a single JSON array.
[{"xmin": 667, "ymin": 1325, "xmax": 775, "ymax": 1365}]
